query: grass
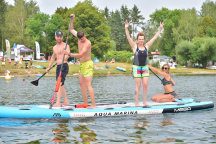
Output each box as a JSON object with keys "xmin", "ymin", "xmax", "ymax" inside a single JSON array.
[{"xmin": 0, "ymin": 60, "xmax": 215, "ymax": 76}]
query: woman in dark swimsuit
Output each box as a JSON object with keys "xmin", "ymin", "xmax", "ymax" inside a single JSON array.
[
  {"xmin": 148, "ymin": 64, "xmax": 177, "ymax": 102},
  {"xmin": 125, "ymin": 20, "xmax": 164, "ymax": 106}
]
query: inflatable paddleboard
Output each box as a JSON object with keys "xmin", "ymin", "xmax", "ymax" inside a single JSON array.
[
  {"xmin": 0, "ymin": 99, "xmax": 213, "ymax": 118},
  {"xmin": 116, "ymin": 67, "xmax": 126, "ymax": 72}
]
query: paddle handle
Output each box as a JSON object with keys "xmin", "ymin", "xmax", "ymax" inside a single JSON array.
[{"xmin": 59, "ymin": 16, "xmax": 73, "ymax": 73}]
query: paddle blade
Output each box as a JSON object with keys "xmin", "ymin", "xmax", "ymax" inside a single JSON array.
[
  {"xmin": 55, "ymin": 77, "xmax": 62, "ymax": 92},
  {"xmin": 30, "ymin": 80, "xmax": 38, "ymax": 86}
]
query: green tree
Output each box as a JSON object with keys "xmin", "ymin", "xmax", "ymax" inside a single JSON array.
[
  {"xmin": 175, "ymin": 40, "xmax": 195, "ymax": 66},
  {"xmin": 24, "ymin": 0, "xmax": 40, "ymax": 19},
  {"xmin": 121, "ymin": 5, "xmax": 130, "ymax": 22},
  {"xmin": 172, "ymin": 8, "xmax": 200, "ymax": 43},
  {"xmin": 25, "ymin": 13, "xmax": 50, "ymax": 53},
  {"xmin": 44, "ymin": 14, "xmax": 63, "ymax": 53},
  {"xmin": 149, "ymin": 8, "xmax": 182, "ymax": 57},
  {"xmin": 104, "ymin": 6, "xmax": 109, "ymax": 21},
  {"xmin": 55, "ymin": 7, "xmax": 69, "ymax": 17},
  {"xmin": 4, "ymin": 0, "xmax": 39, "ymax": 47},
  {"xmin": 176, "ymin": 37, "xmax": 216, "ymax": 67},
  {"xmin": 109, "ymin": 10, "xmax": 126, "ymax": 51},
  {"xmin": 130, "ymin": 4, "xmax": 145, "ymax": 40},
  {"xmin": 0, "ymin": 0, "xmax": 7, "ymax": 51},
  {"xmin": 197, "ymin": 16, "xmax": 216, "ymax": 37},
  {"xmin": 201, "ymin": 0, "xmax": 216, "ymax": 20},
  {"xmin": 192, "ymin": 37, "xmax": 216, "ymax": 67},
  {"xmin": 64, "ymin": 0, "xmax": 110, "ymax": 58}
]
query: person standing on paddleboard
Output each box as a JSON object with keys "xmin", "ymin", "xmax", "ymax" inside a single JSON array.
[
  {"xmin": 46, "ymin": 30, "xmax": 70, "ymax": 107},
  {"xmin": 148, "ymin": 64, "xmax": 177, "ymax": 102},
  {"xmin": 65, "ymin": 14, "xmax": 96, "ymax": 109},
  {"xmin": 125, "ymin": 20, "xmax": 164, "ymax": 106}
]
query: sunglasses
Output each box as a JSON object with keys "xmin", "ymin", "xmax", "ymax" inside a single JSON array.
[{"xmin": 162, "ymin": 67, "xmax": 168, "ymax": 70}]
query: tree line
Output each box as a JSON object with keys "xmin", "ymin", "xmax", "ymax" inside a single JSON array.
[{"xmin": 0, "ymin": 0, "xmax": 215, "ymax": 67}]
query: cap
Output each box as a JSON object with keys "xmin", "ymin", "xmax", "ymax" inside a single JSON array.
[{"xmin": 55, "ymin": 30, "xmax": 63, "ymax": 36}]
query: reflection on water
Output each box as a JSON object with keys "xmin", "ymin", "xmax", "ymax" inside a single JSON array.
[
  {"xmin": 0, "ymin": 75, "xmax": 215, "ymax": 143},
  {"xmin": 52, "ymin": 123, "xmax": 70, "ymax": 143}
]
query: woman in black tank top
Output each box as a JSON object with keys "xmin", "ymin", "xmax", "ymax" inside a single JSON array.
[{"xmin": 125, "ymin": 20, "xmax": 164, "ymax": 106}]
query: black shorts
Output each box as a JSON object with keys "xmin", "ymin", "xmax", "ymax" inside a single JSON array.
[{"xmin": 56, "ymin": 63, "xmax": 69, "ymax": 86}]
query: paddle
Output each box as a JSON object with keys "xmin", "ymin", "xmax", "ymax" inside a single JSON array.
[
  {"xmin": 149, "ymin": 68, "xmax": 181, "ymax": 100},
  {"xmin": 149, "ymin": 68, "xmax": 162, "ymax": 81},
  {"xmin": 30, "ymin": 63, "xmax": 57, "ymax": 86},
  {"xmin": 49, "ymin": 16, "xmax": 73, "ymax": 109}
]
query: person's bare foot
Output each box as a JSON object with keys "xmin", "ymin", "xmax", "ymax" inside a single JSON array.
[
  {"xmin": 87, "ymin": 105, "xmax": 96, "ymax": 109},
  {"xmin": 172, "ymin": 98, "xmax": 177, "ymax": 102},
  {"xmin": 61, "ymin": 102, "xmax": 69, "ymax": 106},
  {"xmin": 52, "ymin": 103, "xmax": 62, "ymax": 107},
  {"xmin": 135, "ymin": 102, "xmax": 140, "ymax": 107},
  {"xmin": 143, "ymin": 102, "xmax": 149, "ymax": 106}
]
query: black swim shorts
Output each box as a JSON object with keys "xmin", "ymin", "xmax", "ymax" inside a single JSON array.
[{"xmin": 56, "ymin": 63, "xmax": 69, "ymax": 86}]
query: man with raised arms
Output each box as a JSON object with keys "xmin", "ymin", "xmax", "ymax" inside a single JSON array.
[
  {"xmin": 46, "ymin": 30, "xmax": 70, "ymax": 107},
  {"xmin": 65, "ymin": 14, "xmax": 96, "ymax": 109}
]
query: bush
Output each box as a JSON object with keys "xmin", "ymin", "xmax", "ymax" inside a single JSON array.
[
  {"xmin": 102, "ymin": 50, "xmax": 134, "ymax": 63},
  {"xmin": 151, "ymin": 61, "xmax": 160, "ymax": 68}
]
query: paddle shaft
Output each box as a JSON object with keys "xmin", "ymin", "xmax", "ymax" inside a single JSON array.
[
  {"xmin": 38, "ymin": 63, "xmax": 57, "ymax": 81},
  {"xmin": 149, "ymin": 68, "xmax": 162, "ymax": 81},
  {"xmin": 49, "ymin": 16, "xmax": 73, "ymax": 109}
]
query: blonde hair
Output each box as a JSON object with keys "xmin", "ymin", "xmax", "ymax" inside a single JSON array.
[{"xmin": 162, "ymin": 64, "xmax": 170, "ymax": 71}]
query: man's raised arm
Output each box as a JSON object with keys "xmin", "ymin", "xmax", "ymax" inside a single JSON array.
[{"xmin": 70, "ymin": 14, "xmax": 77, "ymax": 37}]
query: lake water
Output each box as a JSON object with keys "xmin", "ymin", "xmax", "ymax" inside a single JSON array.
[{"xmin": 0, "ymin": 74, "xmax": 215, "ymax": 143}]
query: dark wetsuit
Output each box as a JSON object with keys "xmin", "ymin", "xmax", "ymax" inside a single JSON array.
[
  {"xmin": 132, "ymin": 46, "xmax": 149, "ymax": 78},
  {"xmin": 161, "ymin": 78, "xmax": 177, "ymax": 97},
  {"xmin": 56, "ymin": 63, "xmax": 69, "ymax": 86}
]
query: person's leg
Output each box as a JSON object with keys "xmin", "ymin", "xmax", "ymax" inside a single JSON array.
[
  {"xmin": 53, "ymin": 82, "xmax": 63, "ymax": 107},
  {"xmin": 134, "ymin": 78, "xmax": 141, "ymax": 106},
  {"xmin": 60, "ymin": 64, "xmax": 69, "ymax": 105},
  {"xmin": 142, "ymin": 77, "xmax": 149, "ymax": 106},
  {"xmin": 154, "ymin": 94, "xmax": 174, "ymax": 102},
  {"xmin": 61, "ymin": 86, "xmax": 69, "ymax": 105},
  {"xmin": 151, "ymin": 94, "xmax": 164, "ymax": 102},
  {"xmin": 79, "ymin": 74, "xmax": 88, "ymax": 104},
  {"xmin": 84, "ymin": 76, "xmax": 96, "ymax": 108}
]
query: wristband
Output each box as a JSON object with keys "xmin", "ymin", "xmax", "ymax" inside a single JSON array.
[
  {"xmin": 48, "ymin": 66, "xmax": 51, "ymax": 69},
  {"xmin": 68, "ymin": 52, "xmax": 70, "ymax": 56}
]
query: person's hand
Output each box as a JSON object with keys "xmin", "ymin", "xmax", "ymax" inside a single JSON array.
[
  {"xmin": 160, "ymin": 22, "xmax": 164, "ymax": 30},
  {"xmin": 46, "ymin": 67, "xmax": 50, "ymax": 73},
  {"xmin": 64, "ymin": 50, "xmax": 69, "ymax": 56},
  {"xmin": 70, "ymin": 14, "xmax": 75, "ymax": 18},
  {"xmin": 125, "ymin": 20, "xmax": 130, "ymax": 28}
]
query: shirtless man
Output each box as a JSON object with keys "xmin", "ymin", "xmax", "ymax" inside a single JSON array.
[
  {"xmin": 65, "ymin": 14, "xmax": 96, "ymax": 109},
  {"xmin": 46, "ymin": 30, "xmax": 70, "ymax": 107}
]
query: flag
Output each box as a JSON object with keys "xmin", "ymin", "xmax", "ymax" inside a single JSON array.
[
  {"xmin": 35, "ymin": 41, "xmax": 40, "ymax": 60},
  {"xmin": 14, "ymin": 43, "xmax": 18, "ymax": 62},
  {"xmin": 5, "ymin": 39, "xmax": 10, "ymax": 58}
]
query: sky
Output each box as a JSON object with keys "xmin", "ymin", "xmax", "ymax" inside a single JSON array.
[{"xmin": 5, "ymin": 0, "xmax": 216, "ymax": 21}]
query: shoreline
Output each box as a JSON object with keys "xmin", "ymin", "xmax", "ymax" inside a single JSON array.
[{"xmin": 9, "ymin": 72, "xmax": 216, "ymax": 77}]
